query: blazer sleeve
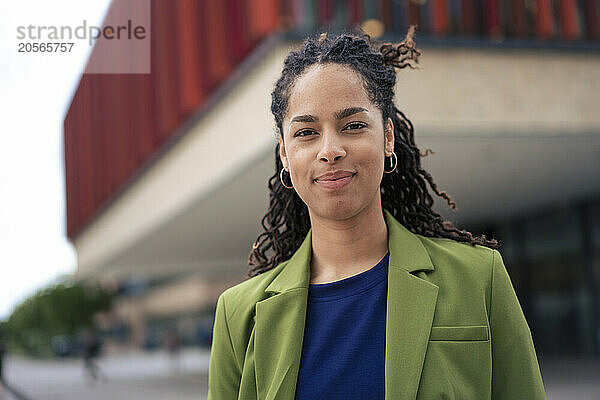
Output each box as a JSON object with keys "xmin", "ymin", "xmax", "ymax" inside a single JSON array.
[
  {"xmin": 208, "ymin": 292, "xmax": 242, "ymax": 400},
  {"xmin": 489, "ymin": 249, "xmax": 547, "ymax": 400}
]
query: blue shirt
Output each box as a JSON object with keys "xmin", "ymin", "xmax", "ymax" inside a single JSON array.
[{"xmin": 294, "ymin": 252, "xmax": 389, "ymax": 400}]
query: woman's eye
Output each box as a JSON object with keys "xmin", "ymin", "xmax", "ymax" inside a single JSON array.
[
  {"xmin": 295, "ymin": 130, "xmax": 315, "ymax": 137},
  {"xmin": 344, "ymin": 122, "xmax": 367, "ymax": 130}
]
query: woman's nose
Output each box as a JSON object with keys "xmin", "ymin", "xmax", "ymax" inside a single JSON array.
[{"xmin": 317, "ymin": 128, "xmax": 346, "ymax": 162}]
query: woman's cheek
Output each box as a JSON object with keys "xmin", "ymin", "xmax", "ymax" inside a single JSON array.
[{"xmin": 363, "ymin": 158, "xmax": 383, "ymax": 178}]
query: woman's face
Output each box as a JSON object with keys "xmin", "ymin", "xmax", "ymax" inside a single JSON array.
[{"xmin": 279, "ymin": 63, "xmax": 394, "ymax": 221}]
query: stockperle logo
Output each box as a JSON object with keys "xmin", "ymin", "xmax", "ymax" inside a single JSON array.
[{"xmin": 17, "ymin": 19, "xmax": 146, "ymax": 46}]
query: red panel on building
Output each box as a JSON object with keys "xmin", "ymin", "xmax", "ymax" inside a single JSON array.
[{"xmin": 63, "ymin": 0, "xmax": 281, "ymax": 238}]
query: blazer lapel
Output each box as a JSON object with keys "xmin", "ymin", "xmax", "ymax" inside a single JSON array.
[
  {"xmin": 254, "ymin": 229, "xmax": 312, "ymax": 400},
  {"xmin": 253, "ymin": 209, "xmax": 439, "ymax": 400},
  {"xmin": 384, "ymin": 209, "xmax": 439, "ymax": 400}
]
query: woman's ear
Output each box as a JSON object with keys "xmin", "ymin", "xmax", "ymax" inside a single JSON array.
[
  {"xmin": 278, "ymin": 136, "xmax": 288, "ymax": 169},
  {"xmin": 385, "ymin": 118, "xmax": 395, "ymax": 155}
]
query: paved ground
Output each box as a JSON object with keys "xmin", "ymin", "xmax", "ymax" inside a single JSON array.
[
  {"xmin": 538, "ymin": 356, "xmax": 600, "ymax": 400},
  {"xmin": 0, "ymin": 350, "xmax": 599, "ymax": 399},
  {"xmin": 0, "ymin": 348, "xmax": 210, "ymax": 400}
]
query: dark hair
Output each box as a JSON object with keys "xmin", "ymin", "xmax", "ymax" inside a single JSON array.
[{"xmin": 247, "ymin": 26, "xmax": 499, "ymax": 278}]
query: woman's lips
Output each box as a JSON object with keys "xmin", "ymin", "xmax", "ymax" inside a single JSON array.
[{"xmin": 314, "ymin": 173, "xmax": 356, "ymax": 189}]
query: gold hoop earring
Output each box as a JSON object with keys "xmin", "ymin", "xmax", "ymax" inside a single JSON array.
[
  {"xmin": 384, "ymin": 152, "xmax": 397, "ymax": 174},
  {"xmin": 280, "ymin": 167, "xmax": 294, "ymax": 189}
]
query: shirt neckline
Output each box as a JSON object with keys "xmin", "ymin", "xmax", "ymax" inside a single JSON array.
[{"xmin": 308, "ymin": 251, "xmax": 389, "ymax": 300}]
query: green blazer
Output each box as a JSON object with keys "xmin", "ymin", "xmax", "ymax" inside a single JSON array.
[{"xmin": 208, "ymin": 209, "xmax": 546, "ymax": 399}]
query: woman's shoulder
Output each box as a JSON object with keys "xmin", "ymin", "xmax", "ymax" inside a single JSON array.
[
  {"xmin": 414, "ymin": 233, "xmax": 499, "ymax": 284},
  {"xmin": 417, "ymin": 233, "xmax": 496, "ymax": 261}
]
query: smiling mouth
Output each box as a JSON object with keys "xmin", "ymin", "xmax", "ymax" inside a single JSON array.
[{"xmin": 313, "ymin": 172, "xmax": 357, "ymax": 182}]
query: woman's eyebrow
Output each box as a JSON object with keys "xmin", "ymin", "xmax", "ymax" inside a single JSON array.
[
  {"xmin": 335, "ymin": 106, "xmax": 368, "ymax": 120},
  {"xmin": 289, "ymin": 107, "xmax": 369, "ymax": 125}
]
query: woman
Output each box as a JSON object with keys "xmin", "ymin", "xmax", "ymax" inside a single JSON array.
[{"xmin": 208, "ymin": 26, "xmax": 546, "ymax": 400}]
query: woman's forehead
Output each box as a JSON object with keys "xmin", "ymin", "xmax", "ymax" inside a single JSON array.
[
  {"xmin": 292, "ymin": 63, "xmax": 365, "ymax": 94},
  {"xmin": 286, "ymin": 63, "xmax": 372, "ymax": 118}
]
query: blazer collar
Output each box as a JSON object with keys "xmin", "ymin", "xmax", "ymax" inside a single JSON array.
[
  {"xmin": 265, "ymin": 208, "xmax": 435, "ymax": 294},
  {"xmin": 254, "ymin": 209, "xmax": 439, "ymax": 400}
]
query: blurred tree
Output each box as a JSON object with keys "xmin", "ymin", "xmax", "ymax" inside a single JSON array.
[{"xmin": 6, "ymin": 281, "xmax": 112, "ymax": 356}]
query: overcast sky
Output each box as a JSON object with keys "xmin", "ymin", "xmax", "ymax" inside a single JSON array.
[{"xmin": 0, "ymin": 0, "xmax": 112, "ymax": 319}]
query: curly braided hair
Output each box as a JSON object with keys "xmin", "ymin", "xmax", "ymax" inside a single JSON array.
[{"xmin": 247, "ymin": 26, "xmax": 498, "ymax": 278}]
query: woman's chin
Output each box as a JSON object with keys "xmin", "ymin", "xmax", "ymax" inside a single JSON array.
[{"xmin": 310, "ymin": 201, "xmax": 359, "ymax": 221}]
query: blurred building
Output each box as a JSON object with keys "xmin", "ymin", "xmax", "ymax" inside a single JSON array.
[{"xmin": 64, "ymin": 0, "xmax": 600, "ymax": 356}]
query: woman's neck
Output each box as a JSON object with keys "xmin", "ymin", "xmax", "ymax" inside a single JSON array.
[{"xmin": 308, "ymin": 202, "xmax": 389, "ymax": 284}]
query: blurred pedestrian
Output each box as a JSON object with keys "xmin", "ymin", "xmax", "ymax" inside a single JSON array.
[
  {"xmin": 0, "ymin": 334, "xmax": 6, "ymax": 383},
  {"xmin": 165, "ymin": 327, "xmax": 182, "ymax": 374},
  {"xmin": 80, "ymin": 328, "xmax": 104, "ymax": 382}
]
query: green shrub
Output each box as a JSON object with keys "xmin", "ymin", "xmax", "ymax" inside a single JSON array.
[{"xmin": 6, "ymin": 281, "xmax": 112, "ymax": 356}]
